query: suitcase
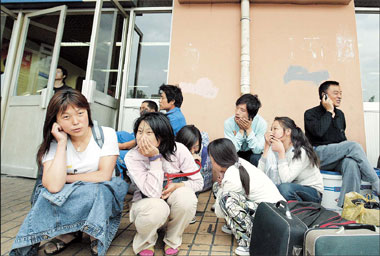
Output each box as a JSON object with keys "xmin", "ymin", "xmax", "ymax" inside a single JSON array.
[
  {"xmin": 304, "ymin": 224, "xmax": 380, "ymax": 256},
  {"xmin": 250, "ymin": 201, "xmax": 308, "ymax": 256}
]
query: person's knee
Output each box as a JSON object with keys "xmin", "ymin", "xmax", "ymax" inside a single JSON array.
[
  {"xmin": 134, "ymin": 199, "xmax": 170, "ymax": 226},
  {"xmin": 277, "ymin": 183, "xmax": 294, "ymax": 198},
  {"xmin": 169, "ymin": 186, "xmax": 197, "ymax": 212},
  {"xmin": 341, "ymin": 158, "xmax": 360, "ymax": 178},
  {"xmin": 346, "ymin": 141, "xmax": 364, "ymax": 153}
]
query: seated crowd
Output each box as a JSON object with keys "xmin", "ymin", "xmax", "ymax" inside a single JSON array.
[{"xmin": 10, "ymin": 81, "xmax": 379, "ymax": 256}]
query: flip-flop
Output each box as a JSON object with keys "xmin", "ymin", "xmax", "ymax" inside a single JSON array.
[
  {"xmin": 90, "ymin": 239, "xmax": 98, "ymax": 256},
  {"xmin": 44, "ymin": 232, "xmax": 82, "ymax": 255}
]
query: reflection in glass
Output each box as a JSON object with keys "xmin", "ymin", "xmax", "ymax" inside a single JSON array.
[
  {"xmin": 127, "ymin": 13, "xmax": 172, "ymax": 99},
  {"xmin": 1, "ymin": 15, "xmax": 15, "ymax": 95},
  {"xmin": 356, "ymin": 13, "xmax": 379, "ymax": 102},
  {"xmin": 14, "ymin": 14, "xmax": 59, "ymax": 96},
  {"xmin": 93, "ymin": 11, "xmax": 124, "ymax": 97}
]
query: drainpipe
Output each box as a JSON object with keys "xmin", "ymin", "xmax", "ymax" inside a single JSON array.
[{"xmin": 240, "ymin": 0, "xmax": 250, "ymax": 94}]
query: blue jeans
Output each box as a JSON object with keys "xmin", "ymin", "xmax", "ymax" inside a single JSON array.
[
  {"xmin": 237, "ymin": 151, "xmax": 262, "ymax": 167},
  {"xmin": 277, "ymin": 183, "xmax": 322, "ymax": 203},
  {"xmin": 11, "ymin": 178, "xmax": 128, "ymax": 256},
  {"xmin": 315, "ymin": 141, "xmax": 380, "ymax": 207}
]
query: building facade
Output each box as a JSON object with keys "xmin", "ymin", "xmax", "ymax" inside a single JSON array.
[{"xmin": 1, "ymin": 0, "xmax": 379, "ymax": 178}]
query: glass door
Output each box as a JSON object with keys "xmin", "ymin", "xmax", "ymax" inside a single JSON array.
[
  {"xmin": 82, "ymin": 0, "xmax": 129, "ymax": 128},
  {"xmin": 1, "ymin": 5, "xmax": 66, "ymax": 178},
  {"xmin": 118, "ymin": 11, "xmax": 172, "ymax": 133}
]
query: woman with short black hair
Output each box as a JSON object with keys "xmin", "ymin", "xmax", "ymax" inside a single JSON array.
[
  {"xmin": 176, "ymin": 125, "xmax": 213, "ymax": 192},
  {"xmin": 125, "ymin": 112, "xmax": 203, "ymax": 256}
]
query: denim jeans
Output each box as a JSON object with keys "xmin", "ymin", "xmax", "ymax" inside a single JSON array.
[
  {"xmin": 315, "ymin": 141, "xmax": 380, "ymax": 207},
  {"xmin": 11, "ymin": 178, "xmax": 128, "ymax": 256},
  {"xmin": 237, "ymin": 151, "xmax": 262, "ymax": 167},
  {"xmin": 277, "ymin": 183, "xmax": 322, "ymax": 203}
]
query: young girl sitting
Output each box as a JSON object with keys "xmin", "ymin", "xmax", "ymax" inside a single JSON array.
[
  {"xmin": 175, "ymin": 125, "xmax": 213, "ymax": 192},
  {"xmin": 125, "ymin": 112, "xmax": 203, "ymax": 256},
  {"xmin": 258, "ymin": 116, "xmax": 323, "ymax": 203},
  {"xmin": 209, "ymin": 138, "xmax": 284, "ymax": 256},
  {"xmin": 10, "ymin": 89, "xmax": 128, "ymax": 256}
]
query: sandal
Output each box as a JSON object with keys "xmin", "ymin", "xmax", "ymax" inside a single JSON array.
[
  {"xmin": 164, "ymin": 245, "xmax": 179, "ymax": 256},
  {"xmin": 138, "ymin": 246, "xmax": 155, "ymax": 256},
  {"xmin": 90, "ymin": 239, "xmax": 98, "ymax": 256},
  {"xmin": 44, "ymin": 231, "xmax": 82, "ymax": 255}
]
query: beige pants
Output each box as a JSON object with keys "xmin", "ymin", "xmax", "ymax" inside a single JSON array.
[{"xmin": 130, "ymin": 186, "xmax": 198, "ymax": 254}]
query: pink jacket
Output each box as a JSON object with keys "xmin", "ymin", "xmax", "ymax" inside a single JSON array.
[{"xmin": 125, "ymin": 142, "xmax": 204, "ymax": 201}]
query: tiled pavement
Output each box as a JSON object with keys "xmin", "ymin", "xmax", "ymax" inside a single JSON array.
[{"xmin": 1, "ymin": 175, "xmax": 238, "ymax": 255}]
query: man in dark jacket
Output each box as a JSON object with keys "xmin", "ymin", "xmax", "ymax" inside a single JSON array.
[{"xmin": 304, "ymin": 80, "xmax": 379, "ymax": 207}]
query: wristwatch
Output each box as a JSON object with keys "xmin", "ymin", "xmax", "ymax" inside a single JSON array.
[{"xmin": 149, "ymin": 154, "xmax": 162, "ymax": 161}]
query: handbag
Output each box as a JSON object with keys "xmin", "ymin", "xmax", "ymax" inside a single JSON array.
[{"xmin": 342, "ymin": 192, "xmax": 380, "ymax": 226}]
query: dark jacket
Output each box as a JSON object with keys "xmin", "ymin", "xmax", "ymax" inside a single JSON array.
[{"xmin": 304, "ymin": 104, "xmax": 347, "ymax": 146}]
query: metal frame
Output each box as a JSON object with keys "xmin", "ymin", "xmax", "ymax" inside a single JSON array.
[
  {"xmin": 6, "ymin": 5, "xmax": 67, "ymax": 107},
  {"xmin": 0, "ymin": 12, "xmax": 22, "ymax": 130},
  {"xmin": 1, "ymin": 5, "xmax": 18, "ymax": 19},
  {"xmin": 115, "ymin": 14, "xmax": 129, "ymax": 100},
  {"xmin": 118, "ymin": 10, "xmax": 135, "ymax": 131},
  {"xmin": 85, "ymin": 0, "xmax": 103, "ymax": 82}
]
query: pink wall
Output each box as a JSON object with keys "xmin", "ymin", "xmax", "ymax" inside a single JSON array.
[{"xmin": 168, "ymin": 1, "xmax": 366, "ymax": 148}]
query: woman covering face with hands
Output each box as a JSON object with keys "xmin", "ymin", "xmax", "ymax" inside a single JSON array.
[
  {"xmin": 258, "ymin": 116, "xmax": 323, "ymax": 203},
  {"xmin": 10, "ymin": 89, "xmax": 128, "ymax": 256},
  {"xmin": 125, "ymin": 112, "xmax": 203, "ymax": 256}
]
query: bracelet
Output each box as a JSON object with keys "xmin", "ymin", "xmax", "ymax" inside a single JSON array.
[{"xmin": 149, "ymin": 154, "xmax": 162, "ymax": 161}]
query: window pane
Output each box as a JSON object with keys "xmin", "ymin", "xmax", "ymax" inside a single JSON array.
[
  {"xmin": 1, "ymin": 15, "xmax": 15, "ymax": 95},
  {"xmin": 127, "ymin": 12, "xmax": 171, "ymax": 99},
  {"xmin": 93, "ymin": 11, "xmax": 124, "ymax": 96},
  {"xmin": 356, "ymin": 13, "xmax": 379, "ymax": 102},
  {"xmin": 14, "ymin": 13, "xmax": 60, "ymax": 96}
]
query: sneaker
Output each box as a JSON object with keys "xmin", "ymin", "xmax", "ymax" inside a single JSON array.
[
  {"xmin": 221, "ymin": 224, "xmax": 232, "ymax": 234},
  {"xmin": 211, "ymin": 203, "xmax": 216, "ymax": 212},
  {"xmin": 189, "ymin": 217, "xmax": 196, "ymax": 224},
  {"xmin": 234, "ymin": 246, "xmax": 250, "ymax": 256}
]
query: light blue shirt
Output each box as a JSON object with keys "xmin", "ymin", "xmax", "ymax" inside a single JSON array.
[
  {"xmin": 166, "ymin": 107, "xmax": 187, "ymax": 135},
  {"xmin": 224, "ymin": 115, "xmax": 267, "ymax": 154}
]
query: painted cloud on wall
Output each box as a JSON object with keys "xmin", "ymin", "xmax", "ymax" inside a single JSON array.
[
  {"xmin": 179, "ymin": 78, "xmax": 219, "ymax": 99},
  {"xmin": 283, "ymin": 65, "xmax": 329, "ymax": 85}
]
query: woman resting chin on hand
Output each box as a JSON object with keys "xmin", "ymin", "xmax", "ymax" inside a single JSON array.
[
  {"xmin": 125, "ymin": 112, "xmax": 203, "ymax": 256},
  {"xmin": 10, "ymin": 89, "xmax": 128, "ymax": 256}
]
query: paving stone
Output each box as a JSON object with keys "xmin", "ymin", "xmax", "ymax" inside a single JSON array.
[
  {"xmin": 106, "ymin": 245, "xmax": 125, "ymax": 255},
  {"xmin": 1, "ymin": 175, "xmax": 230, "ymax": 256},
  {"xmin": 194, "ymin": 234, "xmax": 213, "ymax": 244}
]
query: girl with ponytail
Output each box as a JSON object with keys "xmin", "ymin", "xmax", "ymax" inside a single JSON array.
[
  {"xmin": 258, "ymin": 116, "xmax": 324, "ymax": 203},
  {"xmin": 208, "ymin": 138, "xmax": 284, "ymax": 256}
]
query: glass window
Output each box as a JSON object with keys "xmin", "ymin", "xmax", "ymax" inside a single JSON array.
[
  {"xmin": 13, "ymin": 13, "xmax": 60, "ymax": 96},
  {"xmin": 1, "ymin": 14, "xmax": 15, "ymax": 96},
  {"xmin": 127, "ymin": 12, "xmax": 172, "ymax": 99},
  {"xmin": 93, "ymin": 11, "xmax": 124, "ymax": 97},
  {"xmin": 356, "ymin": 12, "xmax": 379, "ymax": 102},
  {"xmin": 59, "ymin": 13, "xmax": 94, "ymax": 92}
]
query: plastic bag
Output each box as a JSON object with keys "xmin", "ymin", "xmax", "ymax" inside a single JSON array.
[{"xmin": 342, "ymin": 192, "xmax": 380, "ymax": 226}]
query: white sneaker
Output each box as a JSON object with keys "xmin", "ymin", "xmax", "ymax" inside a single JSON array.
[
  {"xmin": 221, "ymin": 224, "xmax": 232, "ymax": 234},
  {"xmin": 189, "ymin": 217, "xmax": 196, "ymax": 224},
  {"xmin": 211, "ymin": 203, "xmax": 216, "ymax": 212},
  {"xmin": 235, "ymin": 246, "xmax": 250, "ymax": 256}
]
